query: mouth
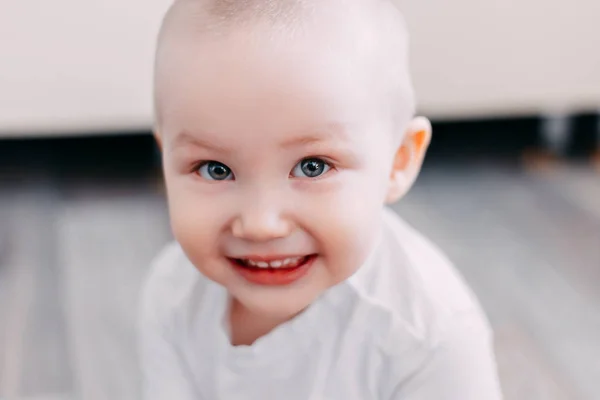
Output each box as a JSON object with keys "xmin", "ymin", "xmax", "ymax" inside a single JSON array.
[{"xmin": 228, "ymin": 254, "xmax": 317, "ymax": 286}]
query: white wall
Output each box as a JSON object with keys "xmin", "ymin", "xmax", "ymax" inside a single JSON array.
[
  {"xmin": 0, "ymin": 0, "xmax": 171, "ymax": 137},
  {"xmin": 402, "ymin": 0, "xmax": 600, "ymax": 119},
  {"xmin": 0, "ymin": 0, "xmax": 599, "ymax": 137}
]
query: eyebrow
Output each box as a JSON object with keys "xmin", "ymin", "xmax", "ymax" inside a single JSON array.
[
  {"xmin": 280, "ymin": 123, "xmax": 349, "ymax": 149},
  {"xmin": 170, "ymin": 131, "xmax": 230, "ymax": 153},
  {"xmin": 171, "ymin": 123, "xmax": 349, "ymax": 152}
]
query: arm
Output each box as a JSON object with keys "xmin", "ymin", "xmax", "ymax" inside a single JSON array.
[{"xmin": 388, "ymin": 311, "xmax": 503, "ymax": 400}]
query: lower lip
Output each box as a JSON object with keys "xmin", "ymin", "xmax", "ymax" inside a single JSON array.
[{"xmin": 230, "ymin": 255, "xmax": 317, "ymax": 286}]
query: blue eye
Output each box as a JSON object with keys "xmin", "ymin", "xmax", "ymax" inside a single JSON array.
[
  {"xmin": 197, "ymin": 161, "xmax": 234, "ymax": 181},
  {"xmin": 291, "ymin": 158, "xmax": 331, "ymax": 178}
]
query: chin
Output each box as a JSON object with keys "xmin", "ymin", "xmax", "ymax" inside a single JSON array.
[{"xmin": 235, "ymin": 287, "xmax": 321, "ymax": 319}]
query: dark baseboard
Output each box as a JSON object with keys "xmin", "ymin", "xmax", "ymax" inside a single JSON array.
[
  {"xmin": 428, "ymin": 116, "xmax": 541, "ymax": 162},
  {"xmin": 569, "ymin": 113, "xmax": 599, "ymax": 157},
  {"xmin": 0, "ymin": 131, "xmax": 160, "ymax": 182},
  {"xmin": 429, "ymin": 112, "xmax": 598, "ymax": 161}
]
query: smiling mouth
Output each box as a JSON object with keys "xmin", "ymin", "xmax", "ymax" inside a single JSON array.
[
  {"xmin": 228, "ymin": 255, "xmax": 317, "ymax": 286},
  {"xmin": 233, "ymin": 255, "xmax": 311, "ymax": 269}
]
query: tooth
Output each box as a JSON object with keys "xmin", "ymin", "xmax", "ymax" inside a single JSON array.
[{"xmin": 241, "ymin": 257, "xmax": 311, "ymax": 269}]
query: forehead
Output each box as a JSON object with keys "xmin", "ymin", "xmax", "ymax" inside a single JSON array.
[
  {"xmin": 155, "ymin": 0, "xmax": 414, "ymax": 145},
  {"xmin": 158, "ymin": 31, "xmax": 393, "ymax": 137}
]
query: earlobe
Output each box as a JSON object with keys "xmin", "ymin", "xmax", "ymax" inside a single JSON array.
[{"xmin": 386, "ymin": 170, "xmax": 410, "ymax": 203}]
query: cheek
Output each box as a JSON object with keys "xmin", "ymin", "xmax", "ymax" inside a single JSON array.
[
  {"xmin": 165, "ymin": 172, "xmax": 231, "ymax": 239},
  {"xmin": 300, "ymin": 174, "xmax": 384, "ymax": 274},
  {"xmin": 316, "ymin": 205, "xmax": 380, "ymax": 282},
  {"xmin": 165, "ymin": 179, "xmax": 229, "ymax": 274}
]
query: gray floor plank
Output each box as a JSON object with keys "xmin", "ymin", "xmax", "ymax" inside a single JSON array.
[
  {"xmin": 494, "ymin": 323, "xmax": 574, "ymax": 400},
  {"xmin": 530, "ymin": 165, "xmax": 600, "ymax": 222},
  {"xmin": 56, "ymin": 189, "xmax": 170, "ymax": 400},
  {"xmin": 483, "ymin": 169, "xmax": 600, "ymax": 303},
  {"xmin": 0, "ymin": 192, "xmax": 12, "ymax": 394},
  {"xmin": 0, "ymin": 186, "xmax": 72, "ymax": 399}
]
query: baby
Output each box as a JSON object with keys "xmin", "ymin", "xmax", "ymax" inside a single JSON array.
[{"xmin": 140, "ymin": 0, "xmax": 503, "ymax": 398}]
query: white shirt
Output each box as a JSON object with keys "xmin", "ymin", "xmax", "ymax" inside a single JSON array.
[{"xmin": 139, "ymin": 208, "xmax": 503, "ymax": 399}]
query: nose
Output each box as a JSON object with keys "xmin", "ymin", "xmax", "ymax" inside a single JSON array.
[{"xmin": 231, "ymin": 196, "xmax": 293, "ymax": 242}]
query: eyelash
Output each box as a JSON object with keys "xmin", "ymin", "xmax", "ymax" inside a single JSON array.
[{"xmin": 190, "ymin": 157, "xmax": 336, "ymax": 179}]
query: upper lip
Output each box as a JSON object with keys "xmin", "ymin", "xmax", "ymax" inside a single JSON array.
[{"xmin": 228, "ymin": 254, "xmax": 312, "ymax": 262}]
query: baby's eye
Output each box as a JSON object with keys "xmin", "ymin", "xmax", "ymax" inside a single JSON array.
[
  {"xmin": 291, "ymin": 158, "xmax": 331, "ymax": 179},
  {"xmin": 197, "ymin": 161, "xmax": 234, "ymax": 181}
]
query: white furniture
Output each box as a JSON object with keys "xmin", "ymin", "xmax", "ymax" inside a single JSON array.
[{"xmin": 1, "ymin": 0, "xmax": 599, "ymax": 137}]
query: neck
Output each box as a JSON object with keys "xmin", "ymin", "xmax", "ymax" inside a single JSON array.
[{"xmin": 228, "ymin": 297, "xmax": 297, "ymax": 346}]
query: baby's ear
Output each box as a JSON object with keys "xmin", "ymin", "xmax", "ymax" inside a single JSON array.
[
  {"xmin": 154, "ymin": 131, "xmax": 163, "ymax": 152},
  {"xmin": 385, "ymin": 117, "xmax": 432, "ymax": 204}
]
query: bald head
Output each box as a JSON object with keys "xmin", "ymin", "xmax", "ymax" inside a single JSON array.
[{"xmin": 154, "ymin": 0, "xmax": 415, "ymax": 137}]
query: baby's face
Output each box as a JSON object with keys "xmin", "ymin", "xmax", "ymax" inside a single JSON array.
[{"xmin": 157, "ymin": 28, "xmax": 402, "ymax": 318}]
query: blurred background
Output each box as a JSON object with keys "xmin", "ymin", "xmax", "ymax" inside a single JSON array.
[{"xmin": 0, "ymin": 0, "xmax": 599, "ymax": 399}]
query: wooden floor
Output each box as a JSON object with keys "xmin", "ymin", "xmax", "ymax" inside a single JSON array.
[{"xmin": 1, "ymin": 158, "xmax": 599, "ymax": 400}]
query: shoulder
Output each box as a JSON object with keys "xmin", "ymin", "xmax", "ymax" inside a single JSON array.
[
  {"xmin": 346, "ymin": 208, "xmax": 491, "ymax": 351},
  {"xmin": 341, "ymin": 210, "xmax": 499, "ymax": 396},
  {"xmin": 139, "ymin": 241, "xmax": 209, "ymax": 331},
  {"xmin": 384, "ymin": 207, "xmax": 482, "ymax": 320}
]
